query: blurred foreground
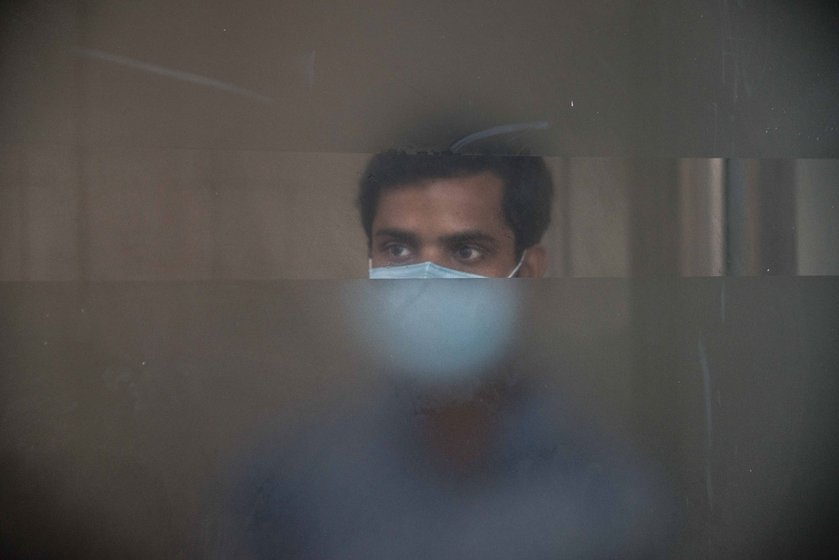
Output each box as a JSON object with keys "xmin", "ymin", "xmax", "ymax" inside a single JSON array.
[{"xmin": 1, "ymin": 279, "xmax": 837, "ymax": 558}]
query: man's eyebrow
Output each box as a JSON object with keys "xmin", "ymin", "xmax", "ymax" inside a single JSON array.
[
  {"xmin": 440, "ymin": 230, "xmax": 499, "ymax": 247},
  {"xmin": 373, "ymin": 228, "xmax": 420, "ymax": 244},
  {"xmin": 374, "ymin": 228, "xmax": 499, "ymax": 247}
]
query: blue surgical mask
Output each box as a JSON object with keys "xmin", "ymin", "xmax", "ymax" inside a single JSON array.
[
  {"xmin": 368, "ymin": 251, "xmax": 527, "ymax": 279},
  {"xmin": 354, "ymin": 253, "xmax": 527, "ymax": 392},
  {"xmin": 348, "ymin": 280, "xmax": 522, "ymax": 392}
]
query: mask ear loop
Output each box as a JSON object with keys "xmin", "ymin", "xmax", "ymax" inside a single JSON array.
[{"xmin": 507, "ymin": 250, "xmax": 527, "ymax": 278}]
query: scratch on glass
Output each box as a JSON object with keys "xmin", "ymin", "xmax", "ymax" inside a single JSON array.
[{"xmin": 72, "ymin": 47, "xmax": 274, "ymax": 104}]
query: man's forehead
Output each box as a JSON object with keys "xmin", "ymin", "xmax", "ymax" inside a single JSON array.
[{"xmin": 373, "ymin": 172, "xmax": 506, "ymax": 228}]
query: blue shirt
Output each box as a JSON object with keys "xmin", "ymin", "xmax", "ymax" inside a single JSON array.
[{"xmin": 223, "ymin": 380, "xmax": 677, "ymax": 559}]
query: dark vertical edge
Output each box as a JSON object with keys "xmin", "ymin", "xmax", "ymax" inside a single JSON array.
[
  {"xmin": 725, "ymin": 158, "xmax": 747, "ymax": 275},
  {"xmin": 627, "ymin": 159, "xmax": 681, "ymax": 276},
  {"xmin": 720, "ymin": 158, "xmax": 729, "ymax": 276},
  {"xmin": 757, "ymin": 160, "xmax": 797, "ymax": 275},
  {"xmin": 726, "ymin": 159, "xmax": 797, "ymax": 275},
  {"xmin": 556, "ymin": 157, "xmax": 572, "ymax": 277}
]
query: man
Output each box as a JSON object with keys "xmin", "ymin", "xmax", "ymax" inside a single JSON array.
[
  {"xmin": 222, "ymin": 150, "xmax": 675, "ymax": 559},
  {"xmin": 350, "ymin": 150, "xmax": 553, "ymax": 397},
  {"xmin": 352, "ymin": 150, "xmax": 555, "ymax": 479},
  {"xmin": 358, "ymin": 150, "xmax": 553, "ymax": 279}
]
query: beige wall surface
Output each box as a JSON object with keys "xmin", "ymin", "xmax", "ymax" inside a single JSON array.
[
  {"xmin": 1, "ymin": 148, "xmax": 369, "ymax": 280},
  {"xmin": 0, "ymin": 147, "xmax": 637, "ymax": 280},
  {"xmin": 4, "ymin": 146, "xmax": 839, "ymax": 279}
]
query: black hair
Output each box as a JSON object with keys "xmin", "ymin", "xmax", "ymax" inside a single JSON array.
[{"xmin": 358, "ymin": 151, "xmax": 554, "ymax": 258}]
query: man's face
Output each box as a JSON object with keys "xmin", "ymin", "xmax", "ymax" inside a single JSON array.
[{"xmin": 369, "ymin": 171, "xmax": 545, "ymax": 278}]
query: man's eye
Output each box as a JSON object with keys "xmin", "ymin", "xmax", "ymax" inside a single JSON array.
[
  {"xmin": 385, "ymin": 244, "xmax": 412, "ymax": 259},
  {"xmin": 454, "ymin": 245, "xmax": 483, "ymax": 262}
]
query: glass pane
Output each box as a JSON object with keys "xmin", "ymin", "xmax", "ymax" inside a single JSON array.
[
  {"xmin": 2, "ymin": 2, "xmax": 837, "ymax": 558},
  {"xmin": 1, "ymin": 279, "xmax": 837, "ymax": 557}
]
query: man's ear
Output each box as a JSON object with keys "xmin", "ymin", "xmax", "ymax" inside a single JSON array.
[{"xmin": 518, "ymin": 245, "xmax": 547, "ymax": 278}]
